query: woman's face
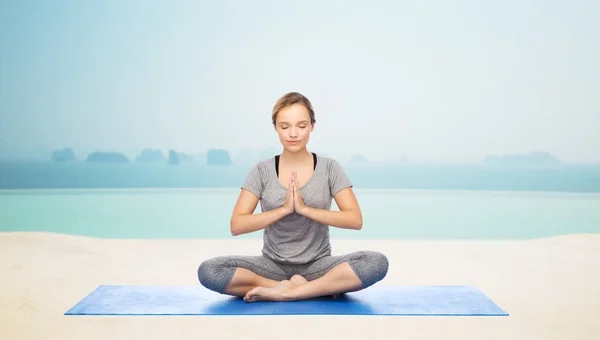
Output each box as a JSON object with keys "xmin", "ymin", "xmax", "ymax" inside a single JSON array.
[{"xmin": 274, "ymin": 104, "xmax": 314, "ymax": 152}]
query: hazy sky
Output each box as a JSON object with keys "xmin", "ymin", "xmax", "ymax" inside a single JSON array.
[{"xmin": 1, "ymin": 0, "xmax": 599, "ymax": 163}]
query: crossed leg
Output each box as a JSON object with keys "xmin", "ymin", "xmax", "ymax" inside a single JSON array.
[
  {"xmin": 243, "ymin": 250, "xmax": 389, "ymax": 302},
  {"xmin": 222, "ymin": 267, "xmax": 280, "ymax": 297},
  {"xmin": 244, "ymin": 262, "xmax": 362, "ymax": 302},
  {"xmin": 223, "ymin": 268, "xmax": 320, "ymax": 296},
  {"xmin": 198, "ymin": 251, "xmax": 388, "ymax": 302}
]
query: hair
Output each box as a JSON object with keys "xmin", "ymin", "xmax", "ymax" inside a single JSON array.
[{"xmin": 271, "ymin": 92, "xmax": 316, "ymax": 126}]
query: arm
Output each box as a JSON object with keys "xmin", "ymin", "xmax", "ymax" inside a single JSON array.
[
  {"xmin": 230, "ymin": 189, "xmax": 290, "ymax": 236},
  {"xmin": 299, "ymin": 187, "xmax": 363, "ymax": 230}
]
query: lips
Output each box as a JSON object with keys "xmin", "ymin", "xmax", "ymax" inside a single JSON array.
[{"xmin": 288, "ymin": 140, "xmax": 300, "ymax": 145}]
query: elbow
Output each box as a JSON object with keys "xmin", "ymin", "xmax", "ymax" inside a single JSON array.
[
  {"xmin": 344, "ymin": 210, "xmax": 362, "ymax": 230},
  {"xmin": 230, "ymin": 213, "xmax": 251, "ymax": 236},
  {"xmin": 230, "ymin": 217, "xmax": 240, "ymax": 236},
  {"xmin": 354, "ymin": 214, "xmax": 363, "ymax": 230}
]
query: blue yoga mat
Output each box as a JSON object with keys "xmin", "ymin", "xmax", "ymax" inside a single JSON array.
[{"xmin": 64, "ymin": 285, "xmax": 508, "ymax": 316}]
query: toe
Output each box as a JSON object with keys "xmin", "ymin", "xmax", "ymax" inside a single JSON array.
[{"xmin": 244, "ymin": 289, "xmax": 255, "ymax": 302}]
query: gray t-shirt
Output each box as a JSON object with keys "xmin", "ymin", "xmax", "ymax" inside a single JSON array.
[{"xmin": 241, "ymin": 153, "xmax": 353, "ymax": 264}]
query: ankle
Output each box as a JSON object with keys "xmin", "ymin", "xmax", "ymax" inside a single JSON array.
[{"xmin": 280, "ymin": 290, "xmax": 296, "ymax": 302}]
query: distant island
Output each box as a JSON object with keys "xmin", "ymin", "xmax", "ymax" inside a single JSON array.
[
  {"xmin": 484, "ymin": 151, "xmax": 562, "ymax": 166},
  {"xmin": 206, "ymin": 149, "xmax": 232, "ymax": 165},
  {"xmin": 86, "ymin": 151, "xmax": 129, "ymax": 163},
  {"xmin": 168, "ymin": 150, "xmax": 179, "ymax": 165},
  {"xmin": 23, "ymin": 147, "xmax": 588, "ymax": 167},
  {"xmin": 46, "ymin": 148, "xmax": 198, "ymax": 164},
  {"xmin": 176, "ymin": 151, "xmax": 194, "ymax": 163},
  {"xmin": 136, "ymin": 149, "xmax": 165, "ymax": 162},
  {"xmin": 51, "ymin": 148, "xmax": 76, "ymax": 162},
  {"xmin": 168, "ymin": 149, "xmax": 194, "ymax": 165}
]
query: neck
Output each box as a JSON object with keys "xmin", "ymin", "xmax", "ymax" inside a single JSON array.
[{"xmin": 280, "ymin": 148, "xmax": 312, "ymax": 165}]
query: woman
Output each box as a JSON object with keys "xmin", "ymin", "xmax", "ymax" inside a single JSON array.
[{"xmin": 198, "ymin": 92, "xmax": 389, "ymax": 302}]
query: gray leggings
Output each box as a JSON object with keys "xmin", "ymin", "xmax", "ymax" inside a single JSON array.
[{"xmin": 197, "ymin": 250, "xmax": 389, "ymax": 294}]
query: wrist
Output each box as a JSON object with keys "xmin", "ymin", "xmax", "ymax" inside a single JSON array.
[
  {"xmin": 299, "ymin": 205, "xmax": 310, "ymax": 216},
  {"xmin": 281, "ymin": 206, "xmax": 293, "ymax": 216}
]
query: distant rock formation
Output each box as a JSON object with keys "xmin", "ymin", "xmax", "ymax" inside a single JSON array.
[
  {"xmin": 349, "ymin": 153, "xmax": 368, "ymax": 164},
  {"xmin": 136, "ymin": 149, "xmax": 165, "ymax": 162},
  {"xmin": 167, "ymin": 150, "xmax": 194, "ymax": 165},
  {"xmin": 206, "ymin": 149, "xmax": 232, "ymax": 165},
  {"xmin": 483, "ymin": 151, "xmax": 562, "ymax": 166},
  {"xmin": 168, "ymin": 150, "xmax": 179, "ymax": 165},
  {"xmin": 86, "ymin": 151, "xmax": 129, "ymax": 163},
  {"xmin": 51, "ymin": 148, "xmax": 77, "ymax": 162},
  {"xmin": 177, "ymin": 152, "xmax": 194, "ymax": 163}
]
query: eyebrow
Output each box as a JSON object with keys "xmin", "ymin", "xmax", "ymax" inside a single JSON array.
[{"xmin": 278, "ymin": 120, "xmax": 309, "ymax": 125}]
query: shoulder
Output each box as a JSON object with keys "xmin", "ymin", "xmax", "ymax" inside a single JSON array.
[
  {"xmin": 317, "ymin": 155, "xmax": 352, "ymax": 194},
  {"xmin": 242, "ymin": 157, "xmax": 274, "ymax": 193}
]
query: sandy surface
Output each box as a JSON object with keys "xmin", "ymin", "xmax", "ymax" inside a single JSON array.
[{"xmin": 1, "ymin": 232, "xmax": 599, "ymax": 340}]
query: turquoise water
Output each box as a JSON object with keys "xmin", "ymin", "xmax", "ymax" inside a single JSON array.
[
  {"xmin": 2, "ymin": 162, "xmax": 600, "ymax": 192},
  {"xmin": 1, "ymin": 188, "xmax": 599, "ymax": 240}
]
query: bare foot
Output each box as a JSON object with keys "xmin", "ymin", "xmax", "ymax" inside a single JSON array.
[
  {"xmin": 244, "ymin": 280, "xmax": 294, "ymax": 302},
  {"xmin": 290, "ymin": 274, "xmax": 338, "ymax": 299}
]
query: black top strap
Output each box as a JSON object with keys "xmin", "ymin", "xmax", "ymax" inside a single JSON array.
[{"xmin": 275, "ymin": 153, "xmax": 317, "ymax": 177}]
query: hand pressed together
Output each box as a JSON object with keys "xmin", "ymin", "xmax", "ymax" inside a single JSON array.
[
  {"xmin": 282, "ymin": 172, "xmax": 308, "ymax": 216},
  {"xmin": 292, "ymin": 172, "xmax": 308, "ymax": 215},
  {"xmin": 283, "ymin": 173, "xmax": 295, "ymax": 214}
]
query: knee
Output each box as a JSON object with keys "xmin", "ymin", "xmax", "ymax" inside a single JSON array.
[
  {"xmin": 197, "ymin": 257, "xmax": 226, "ymax": 291},
  {"xmin": 197, "ymin": 259, "xmax": 213, "ymax": 286},
  {"xmin": 359, "ymin": 250, "xmax": 389, "ymax": 284}
]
